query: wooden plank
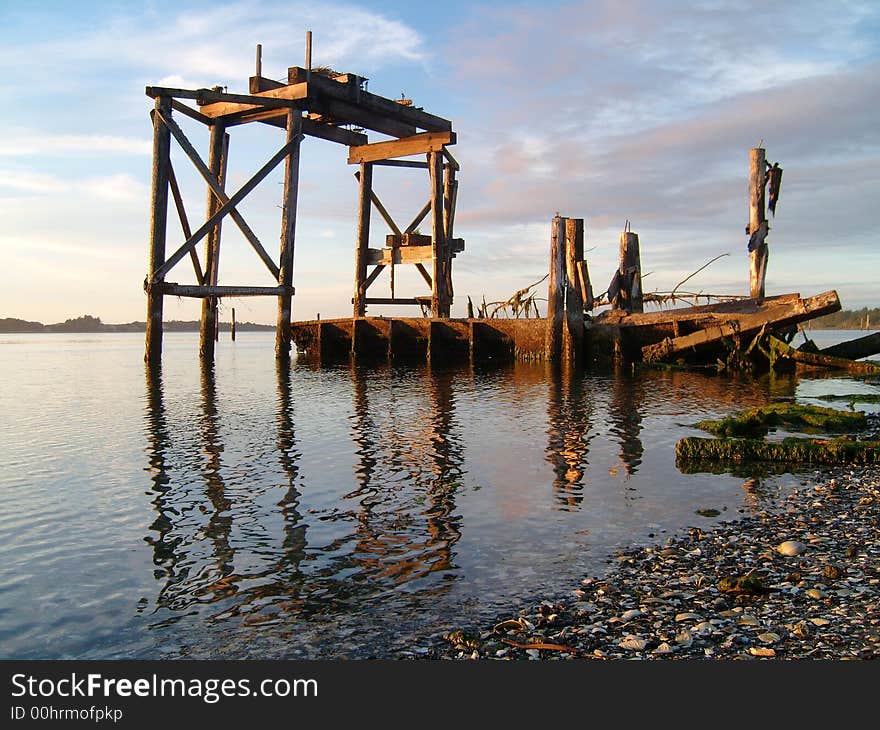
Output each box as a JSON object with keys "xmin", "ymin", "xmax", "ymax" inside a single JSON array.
[
  {"xmin": 386, "ymin": 233, "xmax": 432, "ymax": 248},
  {"xmin": 161, "ymin": 284, "xmax": 293, "ymax": 297},
  {"xmin": 154, "ymin": 133, "xmax": 300, "ymax": 280},
  {"xmin": 276, "ymin": 110, "xmax": 303, "ymax": 359},
  {"xmin": 147, "ymin": 85, "xmax": 307, "ymax": 114},
  {"xmin": 600, "ymin": 293, "xmax": 801, "ymax": 327},
  {"xmin": 363, "ymin": 297, "xmax": 426, "ymax": 306},
  {"xmin": 157, "ymin": 110, "xmax": 281, "ymax": 279},
  {"xmin": 820, "ymin": 332, "xmax": 880, "ymax": 360},
  {"xmin": 287, "ymin": 67, "xmax": 452, "ymax": 132},
  {"xmin": 145, "ymin": 96, "xmax": 172, "ymax": 365},
  {"xmin": 642, "ymin": 290, "xmax": 841, "ymax": 363},
  {"xmin": 347, "ymin": 131, "xmax": 456, "ymax": 164},
  {"xmin": 366, "ymin": 240, "xmax": 464, "ymax": 266},
  {"xmin": 768, "ymin": 336, "xmax": 880, "ymax": 374},
  {"xmin": 226, "ymin": 106, "xmax": 368, "ymax": 145}
]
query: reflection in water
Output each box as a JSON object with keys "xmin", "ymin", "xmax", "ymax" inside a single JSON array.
[
  {"xmin": 608, "ymin": 365, "xmax": 644, "ymax": 477},
  {"xmin": 347, "ymin": 364, "xmax": 462, "ymax": 585},
  {"xmin": 546, "ymin": 366, "xmax": 594, "ymax": 510}
]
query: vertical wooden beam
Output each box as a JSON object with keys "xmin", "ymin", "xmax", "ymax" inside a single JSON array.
[
  {"xmin": 563, "ymin": 218, "xmax": 584, "ymax": 365},
  {"xmin": 429, "ymin": 151, "xmax": 447, "ymax": 317},
  {"xmin": 276, "ymin": 109, "xmax": 303, "ymax": 359},
  {"xmin": 545, "ymin": 215, "xmax": 566, "ymax": 361},
  {"xmin": 200, "ymin": 123, "xmax": 229, "ymax": 361},
  {"xmin": 255, "ymin": 44, "xmax": 262, "ymax": 78},
  {"xmin": 443, "ymin": 160, "xmax": 456, "ymax": 314},
  {"xmin": 353, "ymin": 162, "xmax": 373, "ymax": 317},
  {"xmin": 231, "ymin": 307, "xmax": 236, "ymax": 341},
  {"xmin": 145, "ymin": 95, "xmax": 172, "ymax": 365},
  {"xmin": 749, "ymin": 147, "xmax": 768, "ymax": 300}
]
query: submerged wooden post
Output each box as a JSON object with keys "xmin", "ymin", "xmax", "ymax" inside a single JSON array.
[
  {"xmin": 353, "ymin": 161, "xmax": 373, "ymax": 317},
  {"xmin": 545, "ymin": 215, "xmax": 566, "ymax": 361},
  {"xmin": 749, "ymin": 147, "xmax": 769, "ymax": 300},
  {"xmin": 429, "ymin": 150, "xmax": 447, "ymax": 317},
  {"xmin": 145, "ymin": 95, "xmax": 172, "ymax": 365},
  {"xmin": 200, "ymin": 122, "xmax": 229, "ymax": 361},
  {"xmin": 563, "ymin": 218, "xmax": 584, "ymax": 365},
  {"xmin": 276, "ymin": 109, "xmax": 303, "ymax": 359},
  {"xmin": 615, "ymin": 228, "xmax": 643, "ymax": 313},
  {"xmin": 231, "ymin": 307, "xmax": 236, "ymax": 341}
]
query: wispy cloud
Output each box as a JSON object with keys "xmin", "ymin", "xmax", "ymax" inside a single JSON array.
[{"xmin": 0, "ymin": 132, "xmax": 151, "ymax": 157}]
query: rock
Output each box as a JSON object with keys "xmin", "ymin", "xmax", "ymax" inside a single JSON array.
[
  {"xmin": 749, "ymin": 647, "xmax": 777, "ymax": 657},
  {"xmin": 777, "ymin": 540, "xmax": 808, "ymax": 556},
  {"xmin": 675, "ymin": 612, "xmax": 702, "ymax": 622},
  {"xmin": 810, "ymin": 618, "xmax": 831, "ymax": 626},
  {"xmin": 738, "ymin": 614, "xmax": 760, "ymax": 626},
  {"xmin": 806, "ymin": 588, "xmax": 825, "ymax": 599},
  {"xmin": 653, "ymin": 642, "xmax": 674, "ymax": 654},
  {"xmin": 757, "ymin": 632, "xmax": 781, "ymax": 644},
  {"xmin": 620, "ymin": 609, "xmax": 644, "ymax": 622},
  {"xmin": 619, "ymin": 636, "xmax": 647, "ymax": 651}
]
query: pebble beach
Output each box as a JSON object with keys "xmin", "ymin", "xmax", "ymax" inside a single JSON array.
[{"xmin": 425, "ymin": 415, "xmax": 880, "ymax": 661}]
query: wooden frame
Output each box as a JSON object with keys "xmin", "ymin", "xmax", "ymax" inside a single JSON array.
[{"xmin": 144, "ymin": 61, "xmax": 459, "ymax": 364}]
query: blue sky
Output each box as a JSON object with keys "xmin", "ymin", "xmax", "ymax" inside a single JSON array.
[{"xmin": 1, "ymin": 0, "xmax": 878, "ymax": 324}]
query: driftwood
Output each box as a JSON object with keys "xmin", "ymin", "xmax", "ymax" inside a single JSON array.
[
  {"xmin": 642, "ymin": 290, "xmax": 840, "ymax": 364},
  {"xmin": 820, "ymin": 332, "xmax": 880, "ymax": 361},
  {"xmin": 765, "ymin": 335, "xmax": 880, "ymax": 374}
]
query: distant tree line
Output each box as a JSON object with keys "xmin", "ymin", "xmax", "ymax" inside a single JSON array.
[
  {"xmin": 809, "ymin": 307, "xmax": 879, "ymax": 330},
  {"xmin": 0, "ymin": 315, "xmax": 274, "ymax": 333}
]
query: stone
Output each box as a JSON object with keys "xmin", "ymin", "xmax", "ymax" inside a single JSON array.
[
  {"xmin": 777, "ymin": 540, "xmax": 808, "ymax": 556},
  {"xmin": 749, "ymin": 647, "xmax": 776, "ymax": 657},
  {"xmin": 620, "ymin": 609, "xmax": 644, "ymax": 622},
  {"xmin": 619, "ymin": 637, "xmax": 647, "ymax": 651},
  {"xmin": 675, "ymin": 612, "xmax": 702, "ymax": 622},
  {"xmin": 806, "ymin": 588, "xmax": 825, "ymax": 599}
]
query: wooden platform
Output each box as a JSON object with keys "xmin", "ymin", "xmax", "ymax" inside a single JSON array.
[{"xmin": 291, "ymin": 317, "xmax": 546, "ymax": 364}]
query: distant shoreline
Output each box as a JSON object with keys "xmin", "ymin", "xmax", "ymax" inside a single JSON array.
[{"xmin": 0, "ymin": 316, "xmax": 273, "ymax": 334}]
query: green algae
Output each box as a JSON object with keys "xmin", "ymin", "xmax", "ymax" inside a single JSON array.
[
  {"xmin": 675, "ymin": 436, "xmax": 880, "ymax": 465},
  {"xmin": 694, "ymin": 402, "xmax": 865, "ymax": 438}
]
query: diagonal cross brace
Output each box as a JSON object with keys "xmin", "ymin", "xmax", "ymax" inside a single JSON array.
[
  {"xmin": 156, "ymin": 109, "xmax": 280, "ymax": 279},
  {"xmin": 153, "ymin": 125, "xmax": 303, "ymax": 281},
  {"xmin": 166, "ymin": 160, "xmax": 204, "ymax": 285},
  {"xmin": 353, "ymin": 170, "xmax": 402, "ymax": 236}
]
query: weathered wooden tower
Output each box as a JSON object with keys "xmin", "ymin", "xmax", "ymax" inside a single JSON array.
[{"xmin": 143, "ymin": 42, "xmax": 460, "ymax": 364}]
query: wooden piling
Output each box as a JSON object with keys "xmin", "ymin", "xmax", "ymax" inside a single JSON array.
[
  {"xmin": 563, "ymin": 218, "xmax": 584, "ymax": 365},
  {"xmin": 276, "ymin": 109, "xmax": 303, "ymax": 359},
  {"xmin": 353, "ymin": 161, "xmax": 373, "ymax": 317},
  {"xmin": 749, "ymin": 147, "xmax": 769, "ymax": 300},
  {"xmin": 615, "ymin": 229, "xmax": 643, "ymax": 313},
  {"xmin": 429, "ymin": 150, "xmax": 447, "ymax": 317},
  {"xmin": 145, "ymin": 95, "xmax": 172, "ymax": 365},
  {"xmin": 231, "ymin": 307, "xmax": 236, "ymax": 341},
  {"xmin": 200, "ymin": 122, "xmax": 228, "ymax": 361},
  {"xmin": 545, "ymin": 215, "xmax": 566, "ymax": 361}
]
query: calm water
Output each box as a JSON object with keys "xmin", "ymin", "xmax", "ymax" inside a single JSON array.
[{"xmin": 0, "ymin": 330, "xmax": 876, "ymax": 659}]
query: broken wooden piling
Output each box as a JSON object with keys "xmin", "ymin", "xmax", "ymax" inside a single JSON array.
[
  {"xmin": 748, "ymin": 147, "xmax": 769, "ymax": 300},
  {"xmin": 545, "ymin": 216, "xmax": 566, "ymax": 362}
]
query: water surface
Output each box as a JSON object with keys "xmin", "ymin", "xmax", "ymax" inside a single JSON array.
[{"xmin": 0, "ymin": 330, "xmax": 875, "ymax": 658}]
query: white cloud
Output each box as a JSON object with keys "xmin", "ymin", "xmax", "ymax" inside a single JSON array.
[
  {"xmin": 0, "ymin": 170, "xmax": 64, "ymax": 193},
  {"xmin": 0, "ymin": 133, "xmax": 151, "ymax": 157},
  {"xmin": 79, "ymin": 173, "xmax": 149, "ymax": 202}
]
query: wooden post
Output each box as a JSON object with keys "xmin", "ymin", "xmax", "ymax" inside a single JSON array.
[
  {"xmin": 353, "ymin": 162, "xmax": 372, "ymax": 317},
  {"xmin": 305, "ymin": 31, "xmax": 312, "ymax": 81},
  {"xmin": 749, "ymin": 147, "xmax": 769, "ymax": 300},
  {"xmin": 429, "ymin": 151, "xmax": 446, "ymax": 317},
  {"xmin": 276, "ymin": 109, "xmax": 303, "ymax": 359},
  {"xmin": 545, "ymin": 215, "xmax": 566, "ymax": 361},
  {"xmin": 231, "ymin": 307, "xmax": 236, "ymax": 341},
  {"xmin": 616, "ymin": 229, "xmax": 643, "ymax": 313},
  {"xmin": 563, "ymin": 218, "xmax": 584, "ymax": 365},
  {"xmin": 145, "ymin": 95, "xmax": 172, "ymax": 365},
  {"xmin": 443, "ymin": 161, "xmax": 456, "ymax": 313},
  {"xmin": 200, "ymin": 122, "xmax": 228, "ymax": 361}
]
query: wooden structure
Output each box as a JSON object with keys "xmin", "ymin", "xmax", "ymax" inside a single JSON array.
[
  {"xmin": 748, "ymin": 146, "xmax": 770, "ymax": 299},
  {"xmin": 143, "ymin": 47, "xmax": 460, "ymax": 364}
]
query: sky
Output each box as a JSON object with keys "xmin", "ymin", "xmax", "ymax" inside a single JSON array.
[{"xmin": 1, "ymin": 0, "xmax": 878, "ymax": 325}]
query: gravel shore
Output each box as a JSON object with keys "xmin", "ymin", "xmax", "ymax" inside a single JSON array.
[{"xmin": 426, "ymin": 459, "xmax": 880, "ymax": 660}]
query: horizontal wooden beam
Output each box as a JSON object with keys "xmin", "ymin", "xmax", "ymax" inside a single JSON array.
[
  {"xmin": 366, "ymin": 239, "xmax": 464, "ymax": 266},
  {"xmin": 348, "ymin": 131, "xmax": 456, "ymax": 164},
  {"xmin": 386, "ymin": 233, "xmax": 432, "ymax": 247},
  {"xmin": 373, "ymin": 159, "xmax": 429, "ymax": 169},
  {"xmin": 361, "ymin": 297, "xmax": 430, "ymax": 306},
  {"xmin": 170, "ymin": 99, "xmax": 213, "ymax": 126},
  {"xmin": 158, "ymin": 283, "xmax": 294, "ymax": 298},
  {"xmin": 288, "ymin": 67, "xmax": 452, "ymax": 132},
  {"xmin": 147, "ymin": 85, "xmax": 306, "ymax": 114},
  {"xmin": 311, "ymin": 96, "xmax": 416, "ymax": 138}
]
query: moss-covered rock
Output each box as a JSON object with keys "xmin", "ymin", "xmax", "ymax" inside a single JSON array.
[
  {"xmin": 675, "ymin": 436, "xmax": 880, "ymax": 465},
  {"xmin": 694, "ymin": 403, "xmax": 865, "ymax": 438}
]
